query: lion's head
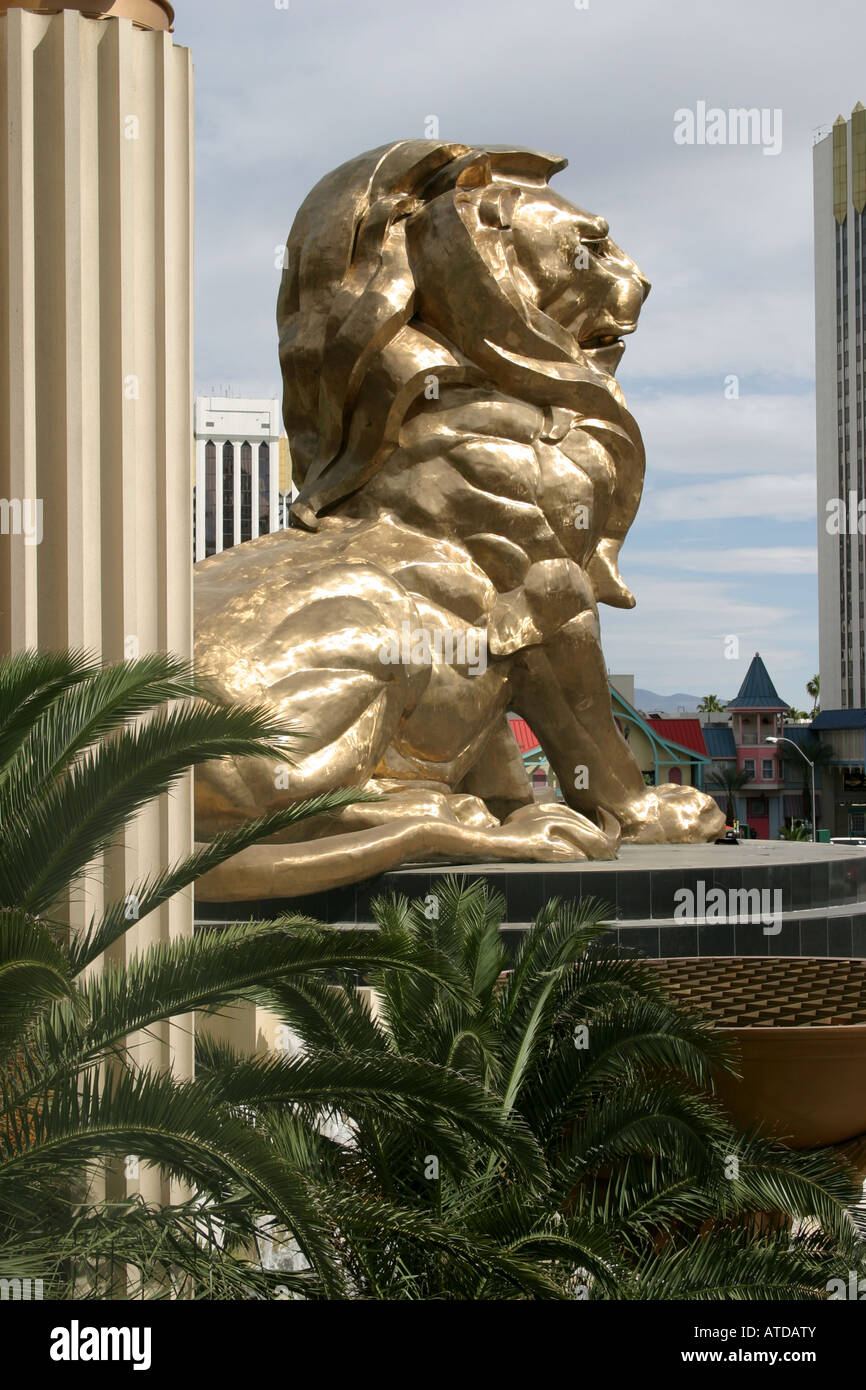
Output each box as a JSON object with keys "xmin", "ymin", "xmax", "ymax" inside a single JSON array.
[{"xmin": 277, "ymin": 140, "xmax": 649, "ymax": 606}]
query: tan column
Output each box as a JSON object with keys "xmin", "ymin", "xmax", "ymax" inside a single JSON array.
[{"xmin": 0, "ymin": 5, "xmax": 194, "ymax": 1205}]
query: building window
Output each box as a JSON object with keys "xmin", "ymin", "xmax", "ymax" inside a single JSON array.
[
  {"xmin": 240, "ymin": 442, "xmax": 253, "ymax": 543},
  {"xmin": 259, "ymin": 443, "xmax": 270, "ymax": 535},
  {"xmin": 762, "ymin": 758, "xmax": 774, "ymax": 780},
  {"xmin": 222, "ymin": 441, "xmax": 235, "ymax": 551},
  {"xmin": 205, "ymin": 441, "xmax": 216, "ymax": 557},
  {"xmin": 669, "ymin": 767, "xmax": 682, "ymax": 785},
  {"xmin": 743, "ymin": 759, "xmax": 756, "ymax": 779}
]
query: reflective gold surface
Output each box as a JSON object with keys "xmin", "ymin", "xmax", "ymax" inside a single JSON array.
[{"xmin": 194, "ymin": 141, "xmax": 724, "ymax": 900}]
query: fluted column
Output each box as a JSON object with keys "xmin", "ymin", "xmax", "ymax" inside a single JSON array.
[{"xmin": 0, "ymin": 6, "xmax": 194, "ymax": 1204}]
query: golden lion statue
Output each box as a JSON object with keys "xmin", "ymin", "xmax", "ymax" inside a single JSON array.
[{"xmin": 194, "ymin": 140, "xmax": 724, "ymax": 900}]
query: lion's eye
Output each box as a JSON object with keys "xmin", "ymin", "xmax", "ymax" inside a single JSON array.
[{"xmin": 573, "ymin": 238, "xmax": 605, "ymax": 269}]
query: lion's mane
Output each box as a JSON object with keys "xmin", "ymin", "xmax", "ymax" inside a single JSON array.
[{"xmin": 277, "ymin": 140, "xmax": 643, "ymax": 554}]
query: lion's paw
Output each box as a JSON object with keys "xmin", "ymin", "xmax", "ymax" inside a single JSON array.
[
  {"xmin": 619, "ymin": 784, "xmax": 725, "ymax": 845},
  {"xmin": 495, "ymin": 802, "xmax": 620, "ymax": 862}
]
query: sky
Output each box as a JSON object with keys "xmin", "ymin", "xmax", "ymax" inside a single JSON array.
[{"xmin": 173, "ymin": 0, "xmax": 866, "ymax": 707}]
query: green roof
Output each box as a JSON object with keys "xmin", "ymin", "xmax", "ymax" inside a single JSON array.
[{"xmin": 726, "ymin": 653, "xmax": 787, "ymax": 711}]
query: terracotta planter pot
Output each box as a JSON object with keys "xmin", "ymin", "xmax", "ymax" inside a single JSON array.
[
  {"xmin": 651, "ymin": 956, "xmax": 866, "ymax": 1149},
  {"xmin": 713, "ymin": 1024, "xmax": 866, "ymax": 1148},
  {"xmin": 0, "ymin": 2, "xmax": 174, "ymax": 30}
]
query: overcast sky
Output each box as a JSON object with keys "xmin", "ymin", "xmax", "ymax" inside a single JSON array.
[{"xmin": 174, "ymin": 0, "xmax": 866, "ymax": 705}]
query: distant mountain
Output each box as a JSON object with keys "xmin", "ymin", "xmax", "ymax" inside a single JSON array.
[{"xmin": 633, "ymin": 689, "xmax": 730, "ymax": 715}]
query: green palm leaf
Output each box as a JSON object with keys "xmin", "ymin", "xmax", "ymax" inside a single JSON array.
[{"xmin": 0, "ymin": 908, "xmax": 75, "ymax": 1048}]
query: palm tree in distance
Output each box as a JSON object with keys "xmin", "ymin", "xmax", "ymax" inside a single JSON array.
[
  {"xmin": 807, "ymin": 675, "xmax": 820, "ymax": 718},
  {"xmin": 698, "ymin": 695, "xmax": 725, "ymax": 716},
  {"xmin": 777, "ymin": 735, "xmax": 835, "ymax": 830},
  {"xmin": 707, "ymin": 765, "xmax": 752, "ymax": 825}
]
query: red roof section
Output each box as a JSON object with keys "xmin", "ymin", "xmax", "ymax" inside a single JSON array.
[
  {"xmin": 509, "ymin": 714, "xmax": 708, "ymax": 759},
  {"xmin": 508, "ymin": 716, "xmax": 541, "ymax": 754},
  {"xmin": 646, "ymin": 718, "xmax": 708, "ymax": 757}
]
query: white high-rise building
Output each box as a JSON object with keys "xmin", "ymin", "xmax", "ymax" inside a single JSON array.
[
  {"xmin": 194, "ymin": 396, "xmax": 284, "ymax": 562},
  {"xmin": 814, "ymin": 105, "xmax": 866, "ymax": 710}
]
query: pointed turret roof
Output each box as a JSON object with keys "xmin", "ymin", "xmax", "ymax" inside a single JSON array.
[{"xmin": 726, "ymin": 653, "xmax": 787, "ymax": 711}]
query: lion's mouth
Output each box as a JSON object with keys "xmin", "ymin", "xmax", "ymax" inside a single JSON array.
[{"xmin": 579, "ymin": 327, "xmax": 633, "ymax": 376}]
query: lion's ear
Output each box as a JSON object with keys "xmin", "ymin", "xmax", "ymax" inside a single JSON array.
[
  {"xmin": 454, "ymin": 154, "xmax": 493, "ymax": 189},
  {"xmin": 420, "ymin": 152, "xmax": 493, "ymax": 201}
]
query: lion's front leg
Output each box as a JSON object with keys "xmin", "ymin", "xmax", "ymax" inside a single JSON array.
[
  {"xmin": 510, "ymin": 613, "xmax": 724, "ymax": 844},
  {"xmin": 510, "ymin": 611, "xmax": 647, "ymax": 814}
]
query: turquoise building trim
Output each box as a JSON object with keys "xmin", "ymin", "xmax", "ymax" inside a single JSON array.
[
  {"xmin": 609, "ymin": 687, "xmax": 712, "ymax": 791},
  {"xmin": 517, "ymin": 685, "xmax": 713, "ymax": 793}
]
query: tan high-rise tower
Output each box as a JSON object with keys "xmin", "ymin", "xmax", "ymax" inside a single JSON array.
[{"xmin": 814, "ymin": 105, "xmax": 866, "ymax": 711}]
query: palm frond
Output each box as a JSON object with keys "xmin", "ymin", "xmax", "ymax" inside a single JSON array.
[
  {"xmin": 68, "ymin": 786, "xmax": 380, "ymax": 973},
  {"xmin": 1, "ymin": 701, "xmax": 301, "ymax": 911},
  {"xmin": 0, "ymin": 908, "xmax": 75, "ymax": 1048}
]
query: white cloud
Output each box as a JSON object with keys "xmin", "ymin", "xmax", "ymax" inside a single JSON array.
[
  {"xmin": 642, "ymin": 473, "xmax": 815, "ymax": 521},
  {"xmin": 600, "ymin": 574, "xmax": 806, "ymax": 696},
  {"xmin": 626, "ymin": 390, "xmax": 815, "ymax": 478},
  {"xmin": 622, "ymin": 288, "xmax": 814, "ymax": 387},
  {"xmin": 624, "ymin": 546, "xmax": 817, "ymax": 574}
]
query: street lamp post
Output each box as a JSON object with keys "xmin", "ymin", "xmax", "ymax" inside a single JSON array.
[{"xmin": 766, "ymin": 737, "xmax": 817, "ymax": 843}]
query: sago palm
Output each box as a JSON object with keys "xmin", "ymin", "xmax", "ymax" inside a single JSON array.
[
  {"xmin": 0, "ymin": 650, "xmax": 532, "ymax": 1299},
  {"xmin": 200, "ymin": 877, "xmax": 861, "ymax": 1299}
]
